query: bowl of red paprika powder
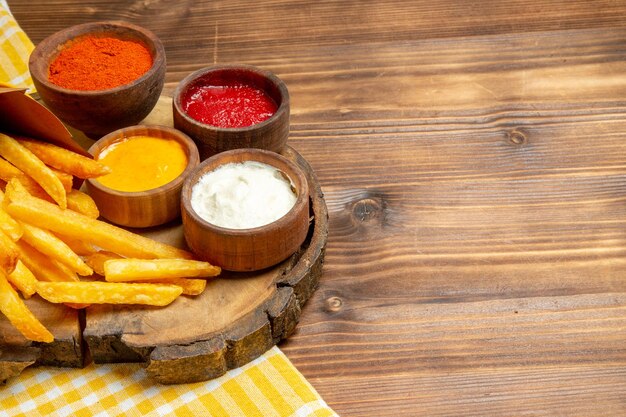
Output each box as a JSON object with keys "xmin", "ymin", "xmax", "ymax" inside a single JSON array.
[
  {"xmin": 173, "ymin": 65, "xmax": 290, "ymax": 160},
  {"xmin": 29, "ymin": 21, "xmax": 166, "ymax": 138}
]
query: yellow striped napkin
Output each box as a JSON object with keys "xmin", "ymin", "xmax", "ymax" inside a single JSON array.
[
  {"xmin": 0, "ymin": 347, "xmax": 336, "ymax": 417},
  {"xmin": 0, "ymin": 4, "xmax": 337, "ymax": 416},
  {"xmin": 0, "ymin": 0, "xmax": 34, "ymax": 91}
]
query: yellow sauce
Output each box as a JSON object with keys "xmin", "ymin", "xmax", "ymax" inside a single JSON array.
[{"xmin": 96, "ymin": 135, "xmax": 187, "ymax": 192}]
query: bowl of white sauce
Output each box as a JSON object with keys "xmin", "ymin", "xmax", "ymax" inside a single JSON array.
[{"xmin": 181, "ymin": 148, "xmax": 310, "ymax": 271}]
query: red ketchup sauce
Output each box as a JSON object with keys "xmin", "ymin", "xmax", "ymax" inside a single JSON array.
[{"xmin": 181, "ymin": 81, "xmax": 277, "ymax": 128}]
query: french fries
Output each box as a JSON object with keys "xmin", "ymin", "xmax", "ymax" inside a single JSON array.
[
  {"xmin": 0, "ymin": 189, "xmax": 22, "ymax": 241},
  {"xmin": 0, "ymin": 134, "xmax": 220, "ymax": 344},
  {"xmin": 50, "ymin": 167, "xmax": 73, "ymax": 193},
  {"xmin": 14, "ymin": 239, "xmax": 79, "ymax": 283},
  {"xmin": 149, "ymin": 278, "xmax": 207, "ymax": 296},
  {"xmin": 0, "ymin": 157, "xmax": 52, "ymax": 201},
  {"xmin": 55, "ymin": 233, "xmax": 98, "ymax": 256},
  {"xmin": 0, "ymin": 161, "xmax": 98, "ymax": 218},
  {"xmin": 8, "ymin": 260, "xmax": 37, "ymax": 299},
  {"xmin": 85, "ymin": 251, "xmax": 122, "ymax": 276},
  {"xmin": 0, "ymin": 269, "xmax": 53, "ymax": 343},
  {"xmin": 19, "ymin": 222, "xmax": 93, "ymax": 276},
  {"xmin": 0, "ymin": 207, "xmax": 22, "ymax": 240},
  {"xmin": 88, "ymin": 253, "xmax": 209, "ymax": 295},
  {"xmin": 66, "ymin": 189, "xmax": 99, "ymax": 219},
  {"xmin": 5, "ymin": 187, "xmax": 194, "ymax": 260},
  {"xmin": 0, "ymin": 230, "xmax": 18, "ymax": 274},
  {"xmin": 0, "ymin": 157, "xmax": 30, "ymax": 186},
  {"xmin": 0, "ymin": 133, "xmax": 66, "ymax": 208},
  {"xmin": 36, "ymin": 281, "xmax": 183, "ymax": 306},
  {"xmin": 104, "ymin": 258, "xmax": 221, "ymax": 281},
  {"xmin": 16, "ymin": 137, "xmax": 111, "ymax": 179}
]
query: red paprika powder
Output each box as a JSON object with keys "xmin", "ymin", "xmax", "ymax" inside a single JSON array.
[{"xmin": 48, "ymin": 36, "xmax": 152, "ymax": 91}]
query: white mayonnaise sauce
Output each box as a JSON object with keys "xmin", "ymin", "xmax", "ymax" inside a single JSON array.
[{"xmin": 191, "ymin": 161, "xmax": 297, "ymax": 229}]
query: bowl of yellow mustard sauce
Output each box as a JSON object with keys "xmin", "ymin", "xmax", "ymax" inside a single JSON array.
[{"xmin": 86, "ymin": 125, "xmax": 199, "ymax": 227}]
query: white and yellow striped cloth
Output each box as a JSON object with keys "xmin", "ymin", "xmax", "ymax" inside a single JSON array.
[
  {"xmin": 0, "ymin": 3, "xmax": 337, "ymax": 416},
  {"xmin": 0, "ymin": 347, "xmax": 337, "ymax": 417},
  {"xmin": 0, "ymin": 0, "xmax": 34, "ymax": 90}
]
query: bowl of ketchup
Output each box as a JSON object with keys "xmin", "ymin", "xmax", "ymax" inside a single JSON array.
[{"xmin": 173, "ymin": 65, "xmax": 290, "ymax": 160}]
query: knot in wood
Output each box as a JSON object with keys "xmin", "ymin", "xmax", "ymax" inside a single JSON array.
[
  {"xmin": 508, "ymin": 130, "xmax": 527, "ymax": 145},
  {"xmin": 325, "ymin": 296, "xmax": 343, "ymax": 312},
  {"xmin": 352, "ymin": 198, "xmax": 382, "ymax": 223}
]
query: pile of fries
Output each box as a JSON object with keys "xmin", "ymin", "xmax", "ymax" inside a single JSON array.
[{"xmin": 0, "ymin": 133, "xmax": 220, "ymax": 343}]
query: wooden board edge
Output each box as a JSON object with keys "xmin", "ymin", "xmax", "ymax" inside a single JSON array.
[
  {"xmin": 0, "ymin": 307, "xmax": 85, "ymax": 383},
  {"xmin": 145, "ymin": 284, "xmax": 311, "ymax": 384},
  {"xmin": 0, "ymin": 346, "xmax": 39, "ymax": 384},
  {"xmin": 37, "ymin": 333, "xmax": 85, "ymax": 368},
  {"xmin": 277, "ymin": 147, "xmax": 329, "ymax": 304},
  {"xmin": 84, "ymin": 334, "xmax": 153, "ymax": 364}
]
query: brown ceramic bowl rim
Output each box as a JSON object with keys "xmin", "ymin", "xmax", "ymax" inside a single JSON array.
[
  {"xmin": 173, "ymin": 64, "xmax": 290, "ymax": 133},
  {"xmin": 29, "ymin": 21, "xmax": 165, "ymax": 95},
  {"xmin": 182, "ymin": 148, "xmax": 308, "ymax": 235},
  {"xmin": 86, "ymin": 125, "xmax": 200, "ymax": 197}
]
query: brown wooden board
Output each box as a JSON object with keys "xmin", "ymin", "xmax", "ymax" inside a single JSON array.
[{"xmin": 0, "ymin": 97, "xmax": 328, "ymax": 384}]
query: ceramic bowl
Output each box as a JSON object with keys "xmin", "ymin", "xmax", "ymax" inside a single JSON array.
[
  {"xmin": 181, "ymin": 148, "xmax": 309, "ymax": 271},
  {"xmin": 29, "ymin": 21, "xmax": 166, "ymax": 138},
  {"xmin": 173, "ymin": 65, "xmax": 290, "ymax": 160},
  {"xmin": 86, "ymin": 125, "xmax": 199, "ymax": 228}
]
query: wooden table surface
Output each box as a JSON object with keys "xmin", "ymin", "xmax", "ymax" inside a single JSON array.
[{"xmin": 10, "ymin": 1, "xmax": 626, "ymax": 415}]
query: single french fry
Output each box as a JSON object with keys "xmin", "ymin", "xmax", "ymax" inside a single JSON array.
[
  {"xmin": 0, "ymin": 158, "xmax": 48, "ymax": 200},
  {"xmin": 15, "ymin": 177, "xmax": 50, "ymax": 200},
  {"xmin": 67, "ymin": 189, "xmax": 99, "ymax": 219},
  {"xmin": 0, "ymin": 157, "xmax": 26, "ymax": 182},
  {"xmin": 127, "ymin": 277, "xmax": 206, "ymax": 296},
  {"xmin": 16, "ymin": 137, "xmax": 111, "ymax": 179},
  {"xmin": 7, "ymin": 260, "xmax": 37, "ymax": 298},
  {"xmin": 0, "ymin": 230, "xmax": 18, "ymax": 274},
  {"xmin": 19, "ymin": 222, "xmax": 93, "ymax": 276},
  {"xmin": 50, "ymin": 167, "xmax": 73, "ymax": 193},
  {"xmin": 0, "ymin": 189, "xmax": 22, "ymax": 241},
  {"xmin": 85, "ymin": 251, "xmax": 122, "ymax": 276},
  {"xmin": 0, "ymin": 207, "xmax": 22, "ymax": 240},
  {"xmin": 0, "ymin": 134, "xmax": 66, "ymax": 208},
  {"xmin": 54, "ymin": 259, "xmax": 81, "ymax": 281},
  {"xmin": 5, "ymin": 190, "xmax": 194, "ymax": 260},
  {"xmin": 36, "ymin": 281, "xmax": 183, "ymax": 306},
  {"xmin": 4, "ymin": 177, "xmax": 30, "ymax": 201},
  {"xmin": 104, "ymin": 258, "xmax": 220, "ymax": 282},
  {"xmin": 0, "ymin": 269, "xmax": 54, "ymax": 343},
  {"xmin": 14, "ymin": 239, "xmax": 79, "ymax": 282},
  {"xmin": 54, "ymin": 233, "xmax": 98, "ymax": 256}
]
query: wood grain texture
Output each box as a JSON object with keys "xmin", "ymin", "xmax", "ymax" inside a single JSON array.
[{"xmin": 9, "ymin": 0, "xmax": 626, "ymax": 414}]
